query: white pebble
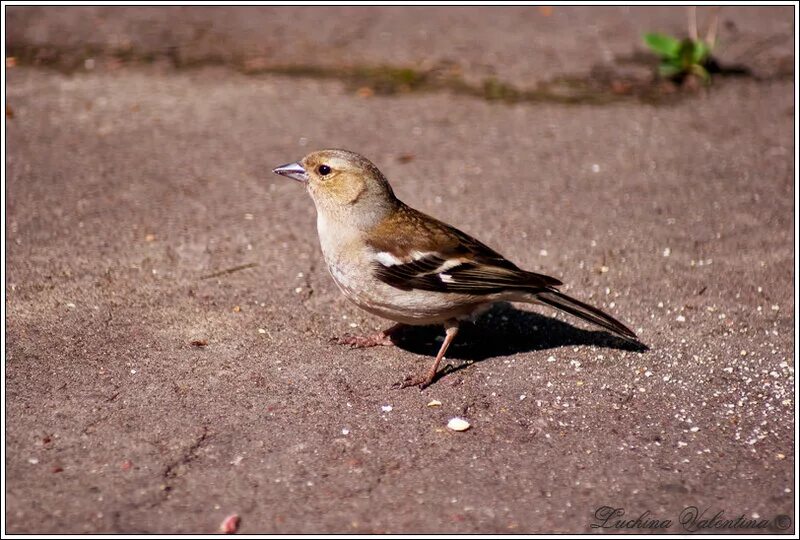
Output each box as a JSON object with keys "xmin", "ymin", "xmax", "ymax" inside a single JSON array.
[
  {"xmin": 381, "ymin": 405, "xmax": 393, "ymax": 412},
  {"xmin": 447, "ymin": 418, "xmax": 471, "ymax": 432}
]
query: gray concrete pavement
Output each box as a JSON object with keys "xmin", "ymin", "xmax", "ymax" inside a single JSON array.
[{"xmin": 4, "ymin": 6, "xmax": 795, "ymax": 534}]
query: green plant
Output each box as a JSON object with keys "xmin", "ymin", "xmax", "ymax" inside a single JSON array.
[{"xmin": 643, "ymin": 32, "xmax": 711, "ymax": 82}]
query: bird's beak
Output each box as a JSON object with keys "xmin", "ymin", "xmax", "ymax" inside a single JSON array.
[{"xmin": 272, "ymin": 161, "xmax": 309, "ymax": 183}]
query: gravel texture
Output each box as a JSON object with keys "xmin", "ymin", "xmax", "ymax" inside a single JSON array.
[{"xmin": 4, "ymin": 6, "xmax": 795, "ymax": 534}]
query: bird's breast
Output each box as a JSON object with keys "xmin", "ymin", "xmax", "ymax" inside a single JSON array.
[{"xmin": 315, "ymin": 214, "xmax": 484, "ymax": 325}]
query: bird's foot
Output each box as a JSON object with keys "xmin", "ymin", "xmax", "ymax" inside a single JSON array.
[
  {"xmin": 392, "ymin": 371, "xmax": 436, "ymax": 391},
  {"xmin": 331, "ymin": 331, "xmax": 395, "ymax": 348}
]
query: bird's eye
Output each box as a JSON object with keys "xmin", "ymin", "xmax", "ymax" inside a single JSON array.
[{"xmin": 318, "ymin": 164, "xmax": 331, "ymax": 176}]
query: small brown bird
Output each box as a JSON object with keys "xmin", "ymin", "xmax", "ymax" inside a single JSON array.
[{"xmin": 274, "ymin": 149, "xmax": 638, "ymax": 389}]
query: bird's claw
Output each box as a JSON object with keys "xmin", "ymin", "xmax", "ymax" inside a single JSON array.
[{"xmin": 392, "ymin": 374, "xmax": 434, "ymax": 390}]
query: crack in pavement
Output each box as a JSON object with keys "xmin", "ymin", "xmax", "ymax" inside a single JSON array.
[
  {"xmin": 7, "ymin": 41, "xmax": 786, "ymax": 107},
  {"xmin": 151, "ymin": 426, "xmax": 210, "ymax": 508},
  {"xmin": 162, "ymin": 426, "xmax": 210, "ymax": 480}
]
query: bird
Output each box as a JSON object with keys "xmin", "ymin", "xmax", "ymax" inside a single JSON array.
[{"xmin": 273, "ymin": 149, "xmax": 639, "ymax": 389}]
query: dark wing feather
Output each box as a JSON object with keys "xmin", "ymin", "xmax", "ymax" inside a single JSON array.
[
  {"xmin": 368, "ymin": 203, "xmax": 562, "ymax": 294},
  {"xmin": 373, "ymin": 254, "xmax": 561, "ymax": 295}
]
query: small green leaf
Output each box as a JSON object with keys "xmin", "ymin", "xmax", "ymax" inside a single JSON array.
[
  {"xmin": 678, "ymin": 39, "xmax": 697, "ymax": 69},
  {"xmin": 690, "ymin": 63, "xmax": 710, "ymax": 82},
  {"xmin": 658, "ymin": 62, "xmax": 682, "ymax": 78},
  {"xmin": 692, "ymin": 40, "xmax": 710, "ymax": 64},
  {"xmin": 644, "ymin": 33, "xmax": 681, "ymax": 59}
]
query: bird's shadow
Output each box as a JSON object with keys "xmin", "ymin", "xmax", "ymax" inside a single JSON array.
[{"xmin": 389, "ymin": 302, "xmax": 648, "ymax": 376}]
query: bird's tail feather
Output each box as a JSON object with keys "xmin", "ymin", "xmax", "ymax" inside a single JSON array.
[{"xmin": 535, "ymin": 290, "xmax": 638, "ymax": 342}]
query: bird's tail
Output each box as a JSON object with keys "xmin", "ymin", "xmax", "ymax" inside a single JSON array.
[{"xmin": 534, "ymin": 290, "xmax": 638, "ymax": 342}]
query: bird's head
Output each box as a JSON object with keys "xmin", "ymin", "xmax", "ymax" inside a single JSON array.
[{"xmin": 273, "ymin": 149, "xmax": 397, "ymax": 221}]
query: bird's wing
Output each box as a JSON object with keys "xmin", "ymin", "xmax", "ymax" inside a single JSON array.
[{"xmin": 366, "ymin": 204, "xmax": 562, "ymax": 294}]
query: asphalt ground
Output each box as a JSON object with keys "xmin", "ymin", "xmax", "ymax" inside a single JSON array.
[{"xmin": 4, "ymin": 6, "xmax": 796, "ymax": 534}]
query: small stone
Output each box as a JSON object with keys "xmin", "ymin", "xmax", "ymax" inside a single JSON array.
[
  {"xmin": 776, "ymin": 453, "xmax": 786, "ymax": 460},
  {"xmin": 381, "ymin": 405, "xmax": 393, "ymax": 412},
  {"xmin": 447, "ymin": 418, "xmax": 471, "ymax": 432},
  {"xmin": 676, "ymin": 315, "xmax": 686, "ymax": 322},
  {"xmin": 426, "ymin": 400, "xmax": 442, "ymax": 407},
  {"xmin": 356, "ymin": 86, "xmax": 374, "ymax": 98},
  {"xmin": 220, "ymin": 514, "xmax": 240, "ymax": 534},
  {"xmin": 257, "ymin": 328, "xmax": 267, "ymax": 334}
]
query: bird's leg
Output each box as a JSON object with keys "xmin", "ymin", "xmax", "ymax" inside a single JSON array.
[
  {"xmin": 396, "ymin": 321, "xmax": 459, "ymax": 390},
  {"xmin": 332, "ymin": 322, "xmax": 403, "ymax": 348}
]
